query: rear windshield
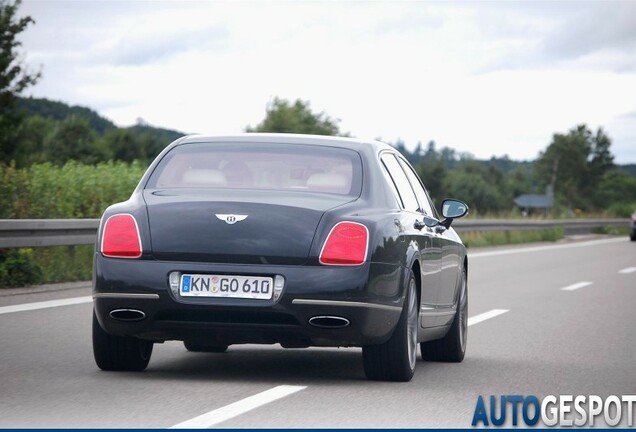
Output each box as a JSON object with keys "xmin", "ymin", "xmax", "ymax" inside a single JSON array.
[{"xmin": 145, "ymin": 142, "xmax": 363, "ymax": 196}]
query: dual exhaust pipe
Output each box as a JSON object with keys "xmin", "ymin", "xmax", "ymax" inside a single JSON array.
[
  {"xmin": 109, "ymin": 309, "xmax": 146, "ymax": 322},
  {"xmin": 109, "ymin": 309, "xmax": 350, "ymax": 329},
  {"xmin": 308, "ymin": 315, "xmax": 350, "ymax": 329}
]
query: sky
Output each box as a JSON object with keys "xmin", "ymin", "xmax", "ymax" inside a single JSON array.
[{"xmin": 18, "ymin": 0, "xmax": 636, "ymax": 163}]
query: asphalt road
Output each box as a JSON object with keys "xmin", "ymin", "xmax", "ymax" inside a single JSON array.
[{"xmin": 0, "ymin": 236, "xmax": 634, "ymax": 428}]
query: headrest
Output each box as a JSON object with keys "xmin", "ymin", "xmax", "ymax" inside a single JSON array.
[
  {"xmin": 306, "ymin": 172, "xmax": 349, "ymax": 194},
  {"xmin": 181, "ymin": 169, "xmax": 227, "ymax": 186}
]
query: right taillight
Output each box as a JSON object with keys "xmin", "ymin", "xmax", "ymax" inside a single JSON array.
[
  {"xmin": 101, "ymin": 214, "xmax": 142, "ymax": 258},
  {"xmin": 319, "ymin": 221, "xmax": 368, "ymax": 266}
]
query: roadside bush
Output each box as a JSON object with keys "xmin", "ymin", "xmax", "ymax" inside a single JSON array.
[
  {"xmin": 0, "ymin": 249, "xmax": 42, "ymax": 288},
  {"xmin": 606, "ymin": 202, "xmax": 636, "ymax": 218},
  {"xmin": 0, "ymin": 160, "xmax": 145, "ymax": 287},
  {"xmin": 0, "ymin": 160, "xmax": 146, "ymax": 219},
  {"xmin": 0, "ymin": 163, "xmax": 29, "ymax": 218}
]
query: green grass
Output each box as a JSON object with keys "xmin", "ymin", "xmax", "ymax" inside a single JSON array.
[
  {"xmin": 461, "ymin": 227, "xmax": 565, "ymax": 248},
  {"xmin": 591, "ymin": 225, "xmax": 631, "ymax": 236}
]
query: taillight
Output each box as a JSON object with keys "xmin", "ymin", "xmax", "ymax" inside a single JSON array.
[
  {"xmin": 319, "ymin": 221, "xmax": 368, "ymax": 266},
  {"xmin": 101, "ymin": 214, "xmax": 142, "ymax": 258}
]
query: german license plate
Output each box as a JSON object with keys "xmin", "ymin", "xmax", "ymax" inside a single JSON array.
[{"xmin": 179, "ymin": 274, "xmax": 273, "ymax": 300}]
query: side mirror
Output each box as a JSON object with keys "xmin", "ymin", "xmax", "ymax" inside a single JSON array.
[
  {"xmin": 441, "ymin": 199, "xmax": 469, "ymax": 219},
  {"xmin": 439, "ymin": 199, "xmax": 469, "ymax": 228}
]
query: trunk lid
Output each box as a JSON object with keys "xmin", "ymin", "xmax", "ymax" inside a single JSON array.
[{"xmin": 143, "ymin": 189, "xmax": 353, "ymax": 264}]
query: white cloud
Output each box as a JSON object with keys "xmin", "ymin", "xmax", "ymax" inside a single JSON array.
[{"xmin": 19, "ymin": 0, "xmax": 636, "ymax": 163}]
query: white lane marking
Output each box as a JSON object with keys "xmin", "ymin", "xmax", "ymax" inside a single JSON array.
[
  {"xmin": 0, "ymin": 296, "xmax": 92, "ymax": 315},
  {"xmin": 561, "ymin": 281, "xmax": 593, "ymax": 291},
  {"xmin": 170, "ymin": 385, "xmax": 306, "ymax": 429},
  {"xmin": 619, "ymin": 267, "xmax": 636, "ymax": 274},
  {"xmin": 467, "ymin": 309, "xmax": 509, "ymax": 326},
  {"xmin": 469, "ymin": 237, "xmax": 625, "ymax": 259}
]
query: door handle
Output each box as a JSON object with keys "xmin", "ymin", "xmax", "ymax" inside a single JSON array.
[{"xmin": 435, "ymin": 225, "xmax": 446, "ymax": 234}]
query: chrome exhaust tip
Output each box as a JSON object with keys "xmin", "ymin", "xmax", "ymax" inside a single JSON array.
[
  {"xmin": 308, "ymin": 315, "xmax": 350, "ymax": 329},
  {"xmin": 109, "ymin": 309, "xmax": 146, "ymax": 322}
]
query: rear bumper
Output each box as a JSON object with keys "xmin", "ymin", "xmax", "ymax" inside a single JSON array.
[{"xmin": 93, "ymin": 255, "xmax": 405, "ymax": 347}]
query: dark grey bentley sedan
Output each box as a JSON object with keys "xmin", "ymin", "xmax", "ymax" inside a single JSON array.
[{"xmin": 93, "ymin": 133, "xmax": 469, "ymax": 381}]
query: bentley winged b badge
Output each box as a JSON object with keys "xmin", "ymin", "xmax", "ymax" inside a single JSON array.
[{"xmin": 215, "ymin": 214, "xmax": 248, "ymax": 225}]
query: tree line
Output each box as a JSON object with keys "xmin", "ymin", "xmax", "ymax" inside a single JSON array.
[
  {"xmin": 397, "ymin": 126, "xmax": 636, "ymax": 216},
  {"xmin": 9, "ymin": 100, "xmax": 182, "ymax": 167}
]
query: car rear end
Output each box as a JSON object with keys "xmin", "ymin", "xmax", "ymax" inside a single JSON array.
[{"xmin": 93, "ymin": 137, "xmax": 405, "ymax": 352}]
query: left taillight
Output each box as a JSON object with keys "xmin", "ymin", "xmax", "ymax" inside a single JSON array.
[
  {"xmin": 319, "ymin": 221, "xmax": 369, "ymax": 266},
  {"xmin": 101, "ymin": 214, "xmax": 142, "ymax": 258}
]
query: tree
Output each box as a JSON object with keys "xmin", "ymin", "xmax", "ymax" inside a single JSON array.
[
  {"xmin": 102, "ymin": 129, "xmax": 145, "ymax": 162},
  {"xmin": 13, "ymin": 114, "xmax": 54, "ymax": 166},
  {"xmin": 506, "ymin": 165, "xmax": 534, "ymax": 198},
  {"xmin": 416, "ymin": 142, "xmax": 447, "ymax": 206},
  {"xmin": 124, "ymin": 124, "xmax": 182, "ymax": 160},
  {"xmin": 0, "ymin": 0, "xmax": 41, "ymax": 162},
  {"xmin": 246, "ymin": 98, "xmax": 345, "ymax": 136},
  {"xmin": 43, "ymin": 116, "xmax": 110, "ymax": 165},
  {"xmin": 588, "ymin": 127, "xmax": 614, "ymax": 184},
  {"xmin": 443, "ymin": 160, "xmax": 510, "ymax": 213},
  {"xmin": 439, "ymin": 147, "xmax": 458, "ymax": 169},
  {"xmin": 535, "ymin": 124, "xmax": 615, "ymax": 210},
  {"xmin": 593, "ymin": 169, "xmax": 636, "ymax": 210}
]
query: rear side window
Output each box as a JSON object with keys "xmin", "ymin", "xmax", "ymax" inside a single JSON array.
[
  {"xmin": 397, "ymin": 157, "xmax": 435, "ymax": 216},
  {"xmin": 380, "ymin": 153, "xmax": 420, "ymax": 212},
  {"xmin": 146, "ymin": 142, "xmax": 363, "ymax": 196}
]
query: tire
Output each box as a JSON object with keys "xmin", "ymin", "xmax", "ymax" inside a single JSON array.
[
  {"xmin": 362, "ymin": 271, "xmax": 418, "ymax": 382},
  {"xmin": 92, "ymin": 311, "xmax": 153, "ymax": 371},
  {"xmin": 421, "ymin": 267, "xmax": 467, "ymax": 362},
  {"xmin": 183, "ymin": 341, "xmax": 228, "ymax": 353}
]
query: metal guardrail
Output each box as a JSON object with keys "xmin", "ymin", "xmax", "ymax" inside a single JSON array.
[
  {"xmin": 0, "ymin": 218, "xmax": 627, "ymax": 249},
  {"xmin": 0, "ymin": 219, "xmax": 99, "ymax": 248}
]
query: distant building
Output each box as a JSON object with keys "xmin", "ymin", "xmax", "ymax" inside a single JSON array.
[{"xmin": 514, "ymin": 186, "xmax": 554, "ymax": 215}]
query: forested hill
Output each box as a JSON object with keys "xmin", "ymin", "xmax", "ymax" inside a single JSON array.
[
  {"xmin": 619, "ymin": 164, "xmax": 636, "ymax": 177},
  {"xmin": 17, "ymin": 97, "xmax": 116, "ymax": 134},
  {"xmin": 17, "ymin": 96, "xmax": 184, "ymax": 142}
]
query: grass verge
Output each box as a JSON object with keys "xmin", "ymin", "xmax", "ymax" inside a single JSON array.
[
  {"xmin": 461, "ymin": 227, "xmax": 565, "ymax": 248},
  {"xmin": 591, "ymin": 226, "xmax": 630, "ymax": 236}
]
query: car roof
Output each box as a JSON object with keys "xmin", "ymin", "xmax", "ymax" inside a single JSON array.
[{"xmin": 175, "ymin": 133, "xmax": 395, "ymax": 154}]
